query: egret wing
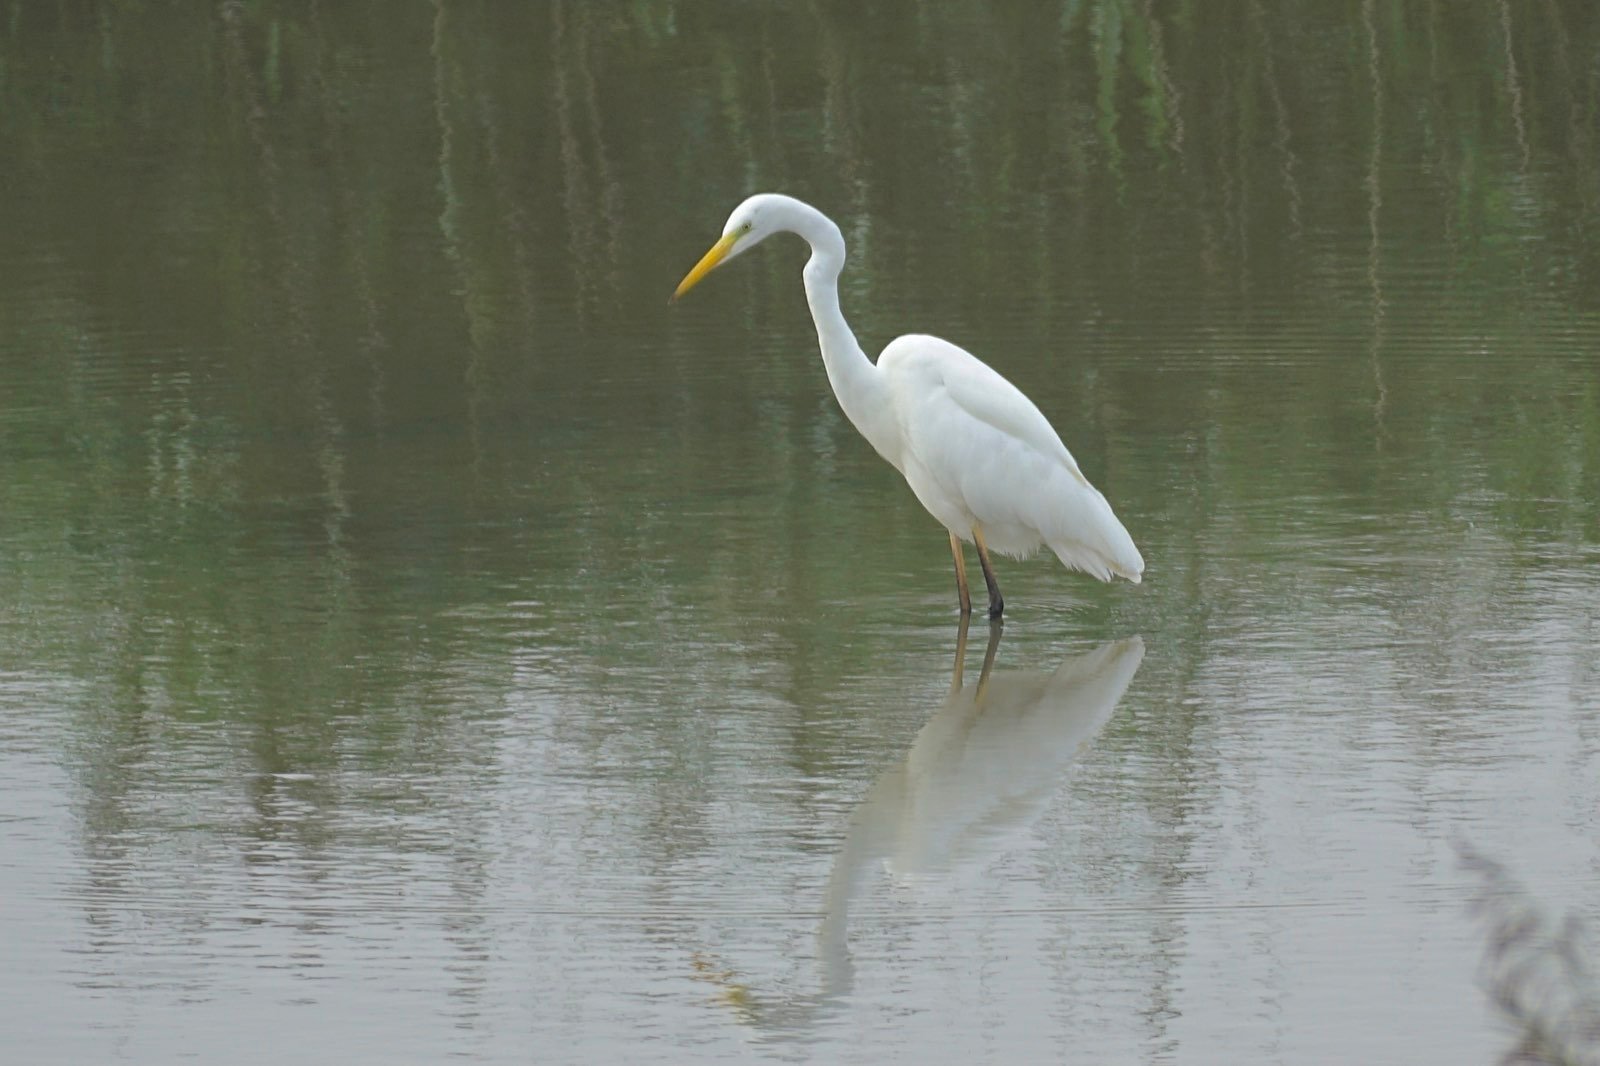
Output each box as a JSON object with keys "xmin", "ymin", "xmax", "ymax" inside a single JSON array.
[
  {"xmin": 882, "ymin": 335, "xmax": 1091, "ymax": 498},
  {"xmin": 884, "ymin": 335, "xmax": 1089, "ymax": 481},
  {"xmin": 882, "ymin": 334, "xmax": 1142, "ymax": 580}
]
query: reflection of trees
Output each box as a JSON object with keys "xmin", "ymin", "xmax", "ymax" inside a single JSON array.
[{"xmin": 4, "ymin": 1, "xmax": 1597, "ymax": 443}]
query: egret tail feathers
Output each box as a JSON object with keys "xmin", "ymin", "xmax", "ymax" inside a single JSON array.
[{"xmin": 1045, "ymin": 487, "xmax": 1144, "ymax": 584}]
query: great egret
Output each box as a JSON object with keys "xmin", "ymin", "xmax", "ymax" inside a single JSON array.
[{"xmin": 673, "ymin": 194, "xmax": 1144, "ymax": 616}]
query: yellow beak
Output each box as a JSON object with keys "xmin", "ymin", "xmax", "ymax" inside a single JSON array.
[{"xmin": 672, "ymin": 232, "xmax": 739, "ymax": 302}]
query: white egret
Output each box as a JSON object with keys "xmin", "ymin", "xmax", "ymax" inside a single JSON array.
[{"xmin": 673, "ymin": 194, "xmax": 1144, "ymax": 616}]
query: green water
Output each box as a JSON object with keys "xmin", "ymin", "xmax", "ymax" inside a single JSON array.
[{"xmin": 2, "ymin": 3, "xmax": 1597, "ymax": 1063}]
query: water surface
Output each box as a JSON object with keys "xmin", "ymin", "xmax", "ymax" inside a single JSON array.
[{"xmin": 2, "ymin": 3, "xmax": 1598, "ymax": 1063}]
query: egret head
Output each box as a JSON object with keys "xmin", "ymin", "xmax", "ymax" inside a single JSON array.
[{"xmin": 671, "ymin": 194, "xmax": 788, "ymax": 301}]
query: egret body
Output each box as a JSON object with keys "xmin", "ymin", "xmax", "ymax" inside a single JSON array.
[{"xmin": 673, "ymin": 194, "xmax": 1143, "ymax": 617}]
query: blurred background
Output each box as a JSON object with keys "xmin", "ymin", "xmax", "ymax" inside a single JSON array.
[{"xmin": 2, "ymin": 3, "xmax": 1597, "ymax": 1063}]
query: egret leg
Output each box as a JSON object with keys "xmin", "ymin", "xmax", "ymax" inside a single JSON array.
[
  {"xmin": 949, "ymin": 613, "xmax": 971, "ymax": 695},
  {"xmin": 971, "ymin": 525, "xmax": 1004, "ymax": 619},
  {"xmin": 975, "ymin": 617, "xmax": 1002, "ymax": 703},
  {"xmin": 949, "ymin": 531, "xmax": 973, "ymax": 616}
]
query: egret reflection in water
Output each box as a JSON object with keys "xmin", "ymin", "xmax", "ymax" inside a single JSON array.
[
  {"xmin": 693, "ymin": 624, "xmax": 1145, "ymax": 1035},
  {"xmin": 832, "ymin": 627, "xmax": 1145, "ymax": 883}
]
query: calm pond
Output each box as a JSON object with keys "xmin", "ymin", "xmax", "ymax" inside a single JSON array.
[{"xmin": 2, "ymin": 3, "xmax": 1597, "ymax": 1063}]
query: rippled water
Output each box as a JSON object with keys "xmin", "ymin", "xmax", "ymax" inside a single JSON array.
[{"xmin": 3, "ymin": 4, "xmax": 1598, "ymax": 1063}]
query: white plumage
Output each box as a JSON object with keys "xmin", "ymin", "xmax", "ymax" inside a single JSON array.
[{"xmin": 673, "ymin": 193, "xmax": 1144, "ymax": 616}]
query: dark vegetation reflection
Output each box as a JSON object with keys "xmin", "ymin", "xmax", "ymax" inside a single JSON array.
[{"xmin": 1463, "ymin": 847, "xmax": 1600, "ymax": 1066}]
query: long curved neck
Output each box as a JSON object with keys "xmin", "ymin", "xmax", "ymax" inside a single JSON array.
[{"xmin": 789, "ymin": 206, "xmax": 901, "ymax": 468}]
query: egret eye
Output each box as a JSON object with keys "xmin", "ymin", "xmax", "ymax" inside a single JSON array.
[{"xmin": 741, "ymin": 222, "xmax": 753, "ymax": 234}]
